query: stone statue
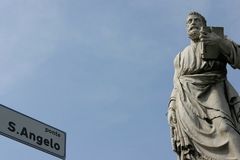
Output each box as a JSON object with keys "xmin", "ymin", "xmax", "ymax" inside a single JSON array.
[{"xmin": 167, "ymin": 11, "xmax": 240, "ymax": 160}]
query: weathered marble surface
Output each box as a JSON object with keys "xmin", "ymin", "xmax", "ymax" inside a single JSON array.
[{"xmin": 168, "ymin": 11, "xmax": 240, "ymax": 160}]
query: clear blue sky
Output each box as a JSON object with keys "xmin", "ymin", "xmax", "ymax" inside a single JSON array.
[{"xmin": 0, "ymin": 0, "xmax": 239, "ymax": 160}]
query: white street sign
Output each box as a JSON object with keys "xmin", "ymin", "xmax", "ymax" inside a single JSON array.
[{"xmin": 0, "ymin": 104, "xmax": 66, "ymax": 160}]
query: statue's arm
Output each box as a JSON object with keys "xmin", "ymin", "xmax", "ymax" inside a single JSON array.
[
  {"xmin": 218, "ymin": 38, "xmax": 240, "ymax": 69},
  {"xmin": 167, "ymin": 57, "xmax": 180, "ymax": 152},
  {"xmin": 168, "ymin": 55, "xmax": 180, "ymax": 125}
]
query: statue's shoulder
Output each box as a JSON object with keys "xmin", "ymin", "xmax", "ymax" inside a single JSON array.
[
  {"xmin": 181, "ymin": 45, "xmax": 191, "ymax": 54},
  {"xmin": 174, "ymin": 45, "xmax": 191, "ymax": 68},
  {"xmin": 175, "ymin": 45, "xmax": 191, "ymax": 61}
]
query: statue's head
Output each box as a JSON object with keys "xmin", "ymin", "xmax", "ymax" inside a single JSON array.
[{"xmin": 186, "ymin": 11, "xmax": 207, "ymax": 41}]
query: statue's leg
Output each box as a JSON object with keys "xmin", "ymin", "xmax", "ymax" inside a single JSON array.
[{"xmin": 217, "ymin": 118, "xmax": 240, "ymax": 159}]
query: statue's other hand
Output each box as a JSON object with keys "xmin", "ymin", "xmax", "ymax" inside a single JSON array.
[{"xmin": 168, "ymin": 109, "xmax": 177, "ymax": 126}]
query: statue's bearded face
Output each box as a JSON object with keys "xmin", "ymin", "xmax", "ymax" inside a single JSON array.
[{"xmin": 186, "ymin": 15, "xmax": 204, "ymax": 41}]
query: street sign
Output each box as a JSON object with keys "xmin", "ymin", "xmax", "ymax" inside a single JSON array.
[{"xmin": 0, "ymin": 104, "xmax": 66, "ymax": 160}]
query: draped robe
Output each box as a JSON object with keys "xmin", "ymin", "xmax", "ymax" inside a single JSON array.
[{"xmin": 170, "ymin": 40, "xmax": 240, "ymax": 160}]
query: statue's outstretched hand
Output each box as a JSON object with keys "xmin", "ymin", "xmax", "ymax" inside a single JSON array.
[{"xmin": 168, "ymin": 101, "xmax": 177, "ymax": 126}]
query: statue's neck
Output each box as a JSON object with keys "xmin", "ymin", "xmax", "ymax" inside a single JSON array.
[{"xmin": 190, "ymin": 39, "xmax": 200, "ymax": 45}]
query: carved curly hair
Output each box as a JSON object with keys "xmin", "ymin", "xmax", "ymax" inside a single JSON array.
[{"xmin": 187, "ymin": 11, "xmax": 207, "ymax": 26}]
